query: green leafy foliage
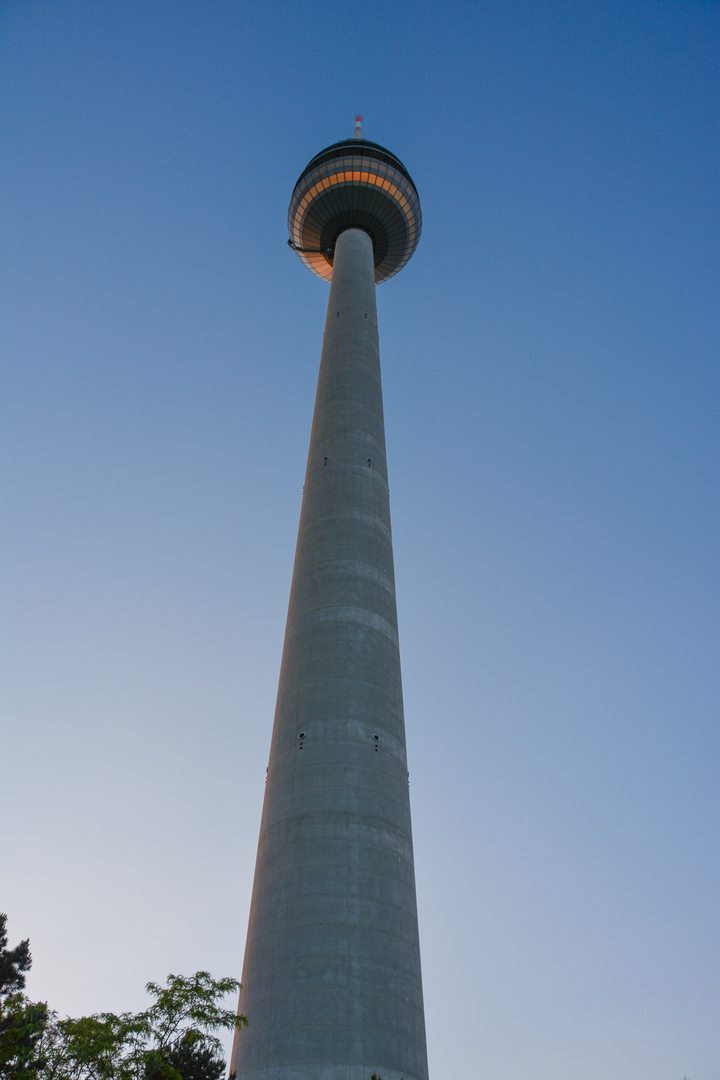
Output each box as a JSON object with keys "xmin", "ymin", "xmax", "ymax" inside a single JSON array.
[
  {"xmin": 142, "ymin": 972, "xmax": 245, "ymax": 1059},
  {"xmin": 41, "ymin": 972, "xmax": 248, "ymax": 1080},
  {"xmin": 0, "ymin": 994, "xmax": 49, "ymax": 1079},
  {"xmin": 42, "ymin": 1010, "xmax": 148, "ymax": 1080},
  {"xmin": 0, "ymin": 915, "xmax": 49, "ymax": 1079},
  {"xmin": 0, "ymin": 915, "xmax": 247, "ymax": 1080},
  {"xmin": 0, "ymin": 917, "xmax": 32, "ymax": 996},
  {"xmin": 143, "ymin": 1033, "xmax": 225, "ymax": 1080}
]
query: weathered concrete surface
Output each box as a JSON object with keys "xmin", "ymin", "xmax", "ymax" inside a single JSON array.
[{"xmin": 230, "ymin": 229, "xmax": 428, "ymax": 1080}]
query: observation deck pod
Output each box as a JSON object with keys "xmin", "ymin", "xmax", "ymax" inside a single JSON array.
[{"xmin": 288, "ymin": 136, "xmax": 422, "ymax": 284}]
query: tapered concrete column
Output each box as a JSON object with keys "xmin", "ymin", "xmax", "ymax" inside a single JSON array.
[{"xmin": 230, "ymin": 228, "xmax": 428, "ymax": 1080}]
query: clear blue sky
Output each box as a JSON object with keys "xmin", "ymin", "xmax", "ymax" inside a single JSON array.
[{"xmin": 1, "ymin": 1, "xmax": 718, "ymax": 1077}]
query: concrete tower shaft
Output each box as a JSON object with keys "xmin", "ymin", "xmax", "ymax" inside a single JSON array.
[{"xmin": 230, "ymin": 228, "xmax": 428, "ymax": 1080}]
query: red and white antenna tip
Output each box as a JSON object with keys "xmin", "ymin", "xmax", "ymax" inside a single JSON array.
[{"xmin": 353, "ymin": 114, "xmax": 364, "ymax": 140}]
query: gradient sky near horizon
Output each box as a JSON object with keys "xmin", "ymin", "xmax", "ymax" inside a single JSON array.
[{"xmin": 1, "ymin": 1, "xmax": 718, "ymax": 1077}]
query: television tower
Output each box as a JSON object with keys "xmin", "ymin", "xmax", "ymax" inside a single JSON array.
[{"xmin": 230, "ymin": 121, "xmax": 427, "ymax": 1080}]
